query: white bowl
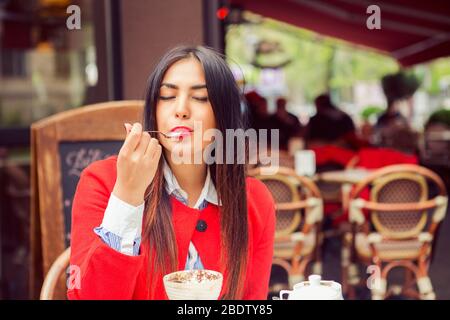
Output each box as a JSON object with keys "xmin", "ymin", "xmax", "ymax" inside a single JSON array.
[{"xmin": 163, "ymin": 269, "xmax": 223, "ymax": 300}]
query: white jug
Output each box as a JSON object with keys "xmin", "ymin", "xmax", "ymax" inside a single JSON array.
[
  {"xmin": 279, "ymin": 275, "xmax": 343, "ymax": 300},
  {"xmin": 294, "ymin": 150, "xmax": 316, "ymax": 177}
]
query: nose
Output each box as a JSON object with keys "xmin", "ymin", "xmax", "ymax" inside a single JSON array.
[{"xmin": 174, "ymin": 95, "xmax": 190, "ymax": 119}]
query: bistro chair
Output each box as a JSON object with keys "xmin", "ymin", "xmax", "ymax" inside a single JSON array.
[
  {"xmin": 332, "ymin": 147, "xmax": 419, "ymax": 228},
  {"xmin": 341, "ymin": 164, "xmax": 447, "ymax": 299},
  {"xmin": 40, "ymin": 247, "xmax": 71, "ymax": 300},
  {"xmin": 248, "ymin": 166, "xmax": 324, "ymax": 288},
  {"xmin": 31, "ymin": 100, "xmax": 143, "ymax": 299},
  {"xmin": 311, "ymin": 145, "xmax": 356, "ymax": 231}
]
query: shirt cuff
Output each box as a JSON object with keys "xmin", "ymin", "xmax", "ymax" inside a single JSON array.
[{"xmin": 100, "ymin": 193, "xmax": 145, "ymax": 255}]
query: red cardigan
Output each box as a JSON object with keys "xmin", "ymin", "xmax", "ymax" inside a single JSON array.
[{"xmin": 67, "ymin": 156, "xmax": 275, "ymax": 300}]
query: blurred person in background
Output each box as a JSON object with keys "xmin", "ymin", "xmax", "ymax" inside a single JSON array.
[
  {"xmin": 305, "ymin": 93, "xmax": 363, "ymax": 149},
  {"xmin": 375, "ymin": 100, "xmax": 410, "ymax": 129},
  {"xmin": 245, "ymin": 90, "xmax": 272, "ymax": 131},
  {"xmin": 373, "ymin": 72, "xmax": 420, "ymax": 154},
  {"xmin": 270, "ymin": 97, "xmax": 303, "ymax": 151}
]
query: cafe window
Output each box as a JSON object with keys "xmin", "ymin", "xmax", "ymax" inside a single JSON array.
[
  {"xmin": 0, "ymin": 0, "xmax": 111, "ymax": 299},
  {"xmin": 1, "ymin": 50, "xmax": 27, "ymax": 77},
  {"xmin": 0, "ymin": 0, "xmax": 100, "ymax": 127}
]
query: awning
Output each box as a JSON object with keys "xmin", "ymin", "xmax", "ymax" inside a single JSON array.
[{"xmin": 229, "ymin": 0, "xmax": 450, "ymax": 67}]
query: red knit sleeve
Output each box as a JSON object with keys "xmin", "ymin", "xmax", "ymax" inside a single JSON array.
[
  {"xmin": 67, "ymin": 158, "xmax": 145, "ymax": 300},
  {"xmin": 243, "ymin": 178, "xmax": 276, "ymax": 300}
]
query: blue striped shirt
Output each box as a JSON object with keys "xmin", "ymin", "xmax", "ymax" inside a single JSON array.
[
  {"xmin": 94, "ymin": 161, "xmax": 218, "ymax": 270},
  {"xmin": 94, "ymin": 192, "xmax": 207, "ymax": 269}
]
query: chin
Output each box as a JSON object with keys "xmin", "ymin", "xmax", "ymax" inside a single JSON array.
[{"xmin": 165, "ymin": 141, "xmax": 201, "ymax": 164}]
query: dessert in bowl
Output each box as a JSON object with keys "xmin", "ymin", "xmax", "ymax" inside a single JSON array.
[{"xmin": 163, "ymin": 269, "xmax": 223, "ymax": 300}]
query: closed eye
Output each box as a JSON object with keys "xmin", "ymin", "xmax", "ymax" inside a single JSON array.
[
  {"xmin": 159, "ymin": 96, "xmax": 175, "ymax": 100},
  {"xmin": 193, "ymin": 96, "xmax": 208, "ymax": 102}
]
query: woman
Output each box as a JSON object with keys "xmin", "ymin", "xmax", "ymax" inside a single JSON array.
[{"xmin": 68, "ymin": 45, "xmax": 276, "ymax": 300}]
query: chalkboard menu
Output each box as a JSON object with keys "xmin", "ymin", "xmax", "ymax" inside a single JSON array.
[{"xmin": 59, "ymin": 141, "xmax": 122, "ymax": 247}]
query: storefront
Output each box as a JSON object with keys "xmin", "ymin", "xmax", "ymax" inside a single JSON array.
[{"xmin": 0, "ymin": 0, "xmax": 224, "ymax": 299}]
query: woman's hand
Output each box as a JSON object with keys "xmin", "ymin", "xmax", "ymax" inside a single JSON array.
[{"xmin": 112, "ymin": 122, "xmax": 162, "ymax": 206}]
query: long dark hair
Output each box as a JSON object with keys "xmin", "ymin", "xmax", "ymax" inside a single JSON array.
[{"xmin": 142, "ymin": 45, "xmax": 248, "ymax": 299}]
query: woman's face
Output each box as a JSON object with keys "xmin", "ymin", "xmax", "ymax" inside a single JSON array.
[{"xmin": 156, "ymin": 57, "xmax": 216, "ymax": 163}]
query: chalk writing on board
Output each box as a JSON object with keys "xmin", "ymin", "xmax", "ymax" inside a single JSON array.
[
  {"xmin": 65, "ymin": 148, "xmax": 115, "ymax": 177},
  {"xmin": 59, "ymin": 141, "xmax": 122, "ymax": 247}
]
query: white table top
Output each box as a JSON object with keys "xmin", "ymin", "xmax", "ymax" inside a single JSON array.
[{"xmin": 315, "ymin": 168, "xmax": 372, "ymax": 184}]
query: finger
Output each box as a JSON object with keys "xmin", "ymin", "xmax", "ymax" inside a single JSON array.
[
  {"xmin": 144, "ymin": 142, "xmax": 162, "ymax": 164},
  {"xmin": 135, "ymin": 131, "xmax": 151, "ymax": 156},
  {"xmin": 121, "ymin": 122, "xmax": 142, "ymax": 154},
  {"xmin": 153, "ymin": 144, "xmax": 162, "ymax": 161},
  {"xmin": 144, "ymin": 138, "xmax": 159, "ymax": 158},
  {"xmin": 124, "ymin": 123, "xmax": 132, "ymax": 135}
]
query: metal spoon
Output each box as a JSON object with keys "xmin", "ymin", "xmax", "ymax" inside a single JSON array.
[{"xmin": 145, "ymin": 130, "xmax": 188, "ymax": 139}]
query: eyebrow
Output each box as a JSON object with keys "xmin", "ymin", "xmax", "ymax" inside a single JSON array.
[{"xmin": 161, "ymin": 83, "xmax": 207, "ymax": 90}]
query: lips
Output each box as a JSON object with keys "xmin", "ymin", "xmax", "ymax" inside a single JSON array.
[{"xmin": 169, "ymin": 126, "xmax": 193, "ymax": 137}]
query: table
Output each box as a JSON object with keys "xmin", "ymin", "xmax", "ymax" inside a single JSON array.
[
  {"xmin": 315, "ymin": 168, "xmax": 372, "ymax": 184},
  {"xmin": 313, "ymin": 169, "xmax": 373, "ymax": 230}
]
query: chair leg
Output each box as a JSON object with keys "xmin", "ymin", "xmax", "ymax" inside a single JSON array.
[
  {"xmin": 348, "ymin": 263, "xmax": 361, "ymax": 285},
  {"xmin": 389, "ymin": 285, "xmax": 403, "ymax": 297},
  {"xmin": 378, "ymin": 260, "xmax": 431, "ymax": 300},
  {"xmin": 289, "ymin": 257, "xmax": 310, "ymax": 288},
  {"xmin": 312, "ymin": 224, "xmax": 324, "ymax": 276},
  {"xmin": 288, "ymin": 274, "xmax": 305, "ymax": 288},
  {"xmin": 417, "ymin": 255, "xmax": 436, "ymax": 300},
  {"xmin": 312, "ymin": 261, "xmax": 323, "ymax": 275},
  {"xmin": 341, "ymin": 233, "xmax": 360, "ymax": 298},
  {"xmin": 417, "ymin": 276, "xmax": 436, "ymax": 300},
  {"xmin": 371, "ymin": 276, "xmax": 387, "ymax": 300},
  {"xmin": 341, "ymin": 244, "xmax": 350, "ymax": 295}
]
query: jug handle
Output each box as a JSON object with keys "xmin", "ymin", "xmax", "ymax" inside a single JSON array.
[{"xmin": 279, "ymin": 290, "xmax": 291, "ymax": 300}]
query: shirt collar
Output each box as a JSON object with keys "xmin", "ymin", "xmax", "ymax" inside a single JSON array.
[{"xmin": 162, "ymin": 158, "xmax": 220, "ymax": 208}]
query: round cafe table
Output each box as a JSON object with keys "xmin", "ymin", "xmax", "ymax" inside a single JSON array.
[{"xmin": 314, "ymin": 168, "xmax": 372, "ymax": 185}]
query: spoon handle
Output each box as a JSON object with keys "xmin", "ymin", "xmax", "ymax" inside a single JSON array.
[
  {"xmin": 145, "ymin": 130, "xmax": 165, "ymax": 134},
  {"xmin": 144, "ymin": 130, "xmax": 178, "ymax": 138}
]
